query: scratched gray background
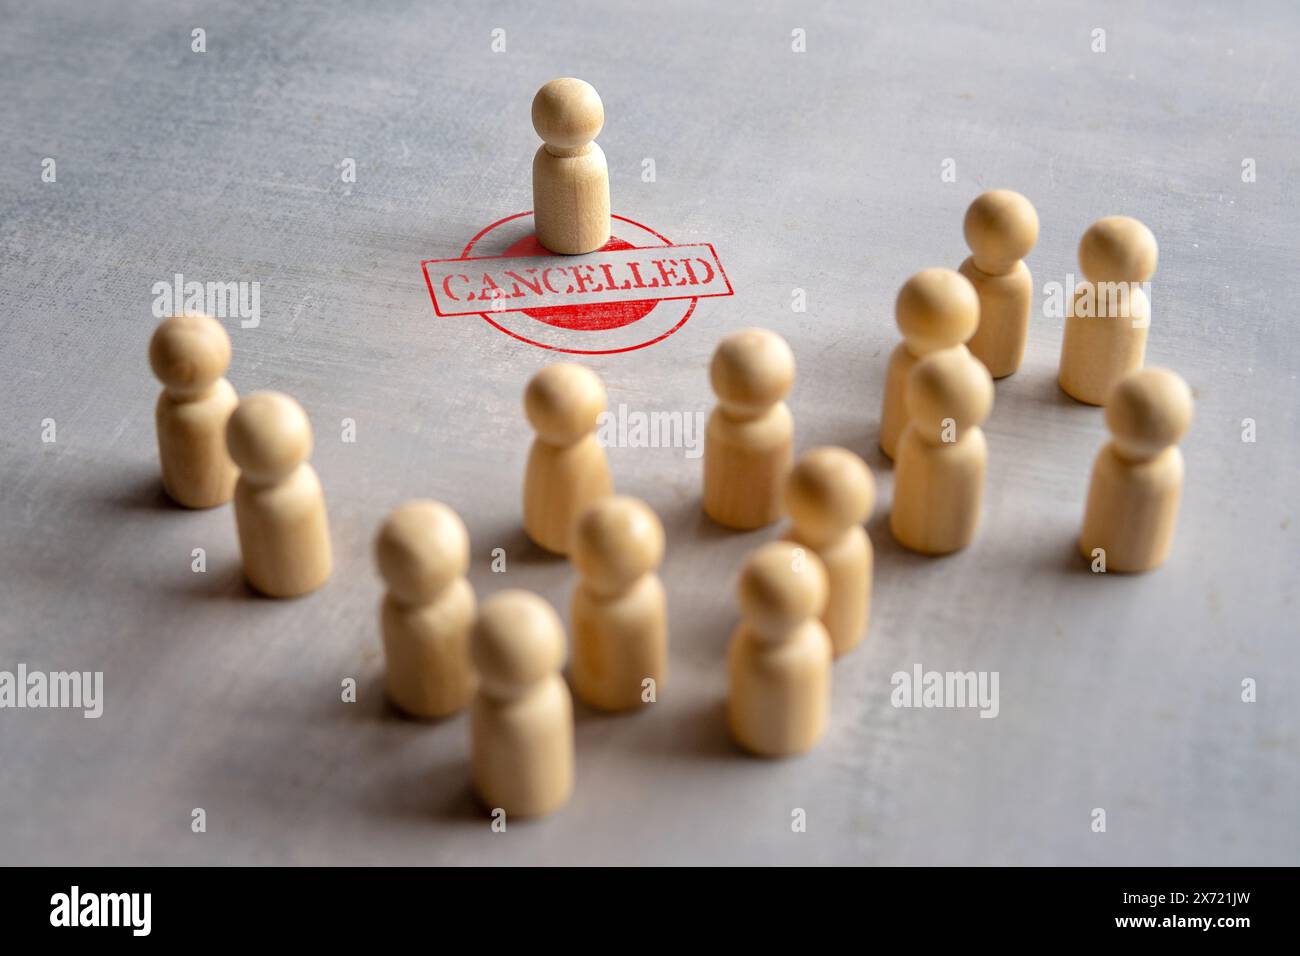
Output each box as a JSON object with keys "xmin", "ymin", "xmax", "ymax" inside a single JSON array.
[{"xmin": 1, "ymin": 0, "xmax": 1296, "ymax": 866}]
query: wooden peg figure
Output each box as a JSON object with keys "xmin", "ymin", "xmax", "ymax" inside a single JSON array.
[
  {"xmin": 1059, "ymin": 216, "xmax": 1159, "ymax": 405},
  {"xmin": 703, "ymin": 328, "xmax": 796, "ymax": 530},
  {"xmin": 727, "ymin": 541, "xmax": 832, "ymax": 757},
  {"xmin": 470, "ymin": 589, "xmax": 574, "ymax": 818},
  {"xmin": 960, "ymin": 190, "xmax": 1039, "ymax": 379},
  {"xmin": 890, "ymin": 349, "xmax": 994, "ymax": 556},
  {"xmin": 523, "ymin": 363, "xmax": 613, "ymax": 555},
  {"xmin": 374, "ymin": 500, "xmax": 476, "ymax": 718},
  {"xmin": 1080, "ymin": 367, "xmax": 1192, "ymax": 572},
  {"xmin": 532, "ymin": 77, "xmax": 611, "ymax": 255},
  {"xmin": 226, "ymin": 391, "xmax": 332, "ymax": 597},
  {"xmin": 149, "ymin": 312, "xmax": 239, "ymax": 508},
  {"xmin": 879, "ymin": 268, "xmax": 979, "ymax": 460},
  {"xmin": 784, "ymin": 447, "xmax": 875, "ymax": 658},
  {"xmin": 570, "ymin": 495, "xmax": 667, "ymax": 712}
]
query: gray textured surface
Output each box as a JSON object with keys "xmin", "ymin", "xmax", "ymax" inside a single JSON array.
[{"xmin": 1, "ymin": 0, "xmax": 1297, "ymax": 865}]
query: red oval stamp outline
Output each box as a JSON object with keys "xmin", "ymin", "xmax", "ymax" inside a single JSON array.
[{"xmin": 420, "ymin": 212, "xmax": 733, "ymax": 354}]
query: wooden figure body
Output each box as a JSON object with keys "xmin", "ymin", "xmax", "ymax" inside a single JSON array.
[
  {"xmin": 784, "ymin": 447, "xmax": 875, "ymax": 657},
  {"xmin": 523, "ymin": 363, "xmax": 613, "ymax": 555},
  {"xmin": 470, "ymin": 589, "xmax": 574, "ymax": 818},
  {"xmin": 1080, "ymin": 367, "xmax": 1192, "ymax": 572},
  {"xmin": 375, "ymin": 500, "xmax": 476, "ymax": 718},
  {"xmin": 531, "ymin": 78, "xmax": 611, "ymax": 255},
  {"xmin": 149, "ymin": 312, "xmax": 239, "ymax": 508},
  {"xmin": 727, "ymin": 541, "xmax": 832, "ymax": 757},
  {"xmin": 570, "ymin": 496, "xmax": 667, "ymax": 712},
  {"xmin": 891, "ymin": 349, "xmax": 994, "ymax": 556},
  {"xmin": 1059, "ymin": 216, "xmax": 1159, "ymax": 405},
  {"xmin": 879, "ymin": 268, "xmax": 979, "ymax": 460},
  {"xmin": 960, "ymin": 189, "xmax": 1039, "ymax": 379},
  {"xmin": 703, "ymin": 328, "xmax": 796, "ymax": 530},
  {"xmin": 226, "ymin": 391, "xmax": 332, "ymax": 598}
]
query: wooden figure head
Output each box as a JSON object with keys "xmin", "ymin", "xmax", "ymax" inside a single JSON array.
[
  {"xmin": 785, "ymin": 447, "xmax": 875, "ymax": 544},
  {"xmin": 472, "ymin": 590, "xmax": 566, "ymax": 700},
  {"xmin": 532, "ymin": 78, "xmax": 604, "ymax": 151},
  {"xmin": 571, "ymin": 495, "xmax": 664, "ymax": 597},
  {"xmin": 375, "ymin": 500, "xmax": 470, "ymax": 605},
  {"xmin": 710, "ymin": 328, "xmax": 795, "ymax": 419},
  {"xmin": 1105, "ymin": 367, "xmax": 1192, "ymax": 461},
  {"xmin": 524, "ymin": 363, "xmax": 607, "ymax": 445},
  {"xmin": 226, "ymin": 391, "xmax": 313, "ymax": 485},
  {"xmin": 964, "ymin": 189, "xmax": 1039, "ymax": 274},
  {"xmin": 895, "ymin": 268, "xmax": 979, "ymax": 354},
  {"xmin": 1079, "ymin": 216, "xmax": 1158, "ymax": 284},
  {"xmin": 737, "ymin": 541, "xmax": 827, "ymax": 643},
  {"xmin": 905, "ymin": 348, "xmax": 994, "ymax": 443},
  {"xmin": 149, "ymin": 312, "xmax": 230, "ymax": 399}
]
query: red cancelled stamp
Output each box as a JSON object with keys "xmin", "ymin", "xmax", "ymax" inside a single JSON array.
[{"xmin": 421, "ymin": 212, "xmax": 733, "ymax": 354}]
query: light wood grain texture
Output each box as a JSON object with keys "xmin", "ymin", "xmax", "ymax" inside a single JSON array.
[
  {"xmin": 522, "ymin": 363, "xmax": 613, "ymax": 555},
  {"xmin": 149, "ymin": 313, "xmax": 239, "ymax": 508},
  {"xmin": 470, "ymin": 589, "xmax": 574, "ymax": 818},
  {"xmin": 531, "ymin": 78, "xmax": 611, "ymax": 255},
  {"xmin": 961, "ymin": 189, "xmax": 1039, "ymax": 379},
  {"xmin": 570, "ymin": 495, "xmax": 667, "ymax": 712},
  {"xmin": 879, "ymin": 269, "xmax": 979, "ymax": 460},
  {"xmin": 703, "ymin": 328, "xmax": 795, "ymax": 529},
  {"xmin": 784, "ymin": 447, "xmax": 875, "ymax": 657},
  {"xmin": 1079, "ymin": 367, "xmax": 1191, "ymax": 572},
  {"xmin": 375, "ymin": 500, "xmax": 476, "ymax": 717},
  {"xmin": 227, "ymin": 392, "xmax": 332, "ymax": 597},
  {"xmin": 891, "ymin": 349, "xmax": 994, "ymax": 555},
  {"xmin": 727, "ymin": 541, "xmax": 832, "ymax": 756},
  {"xmin": 1058, "ymin": 216, "xmax": 1158, "ymax": 405}
]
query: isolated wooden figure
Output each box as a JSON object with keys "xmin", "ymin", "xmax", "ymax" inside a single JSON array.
[
  {"xmin": 703, "ymin": 328, "xmax": 796, "ymax": 530},
  {"xmin": 784, "ymin": 447, "xmax": 875, "ymax": 657},
  {"xmin": 727, "ymin": 541, "xmax": 832, "ymax": 757},
  {"xmin": 891, "ymin": 349, "xmax": 994, "ymax": 556},
  {"xmin": 523, "ymin": 363, "xmax": 613, "ymax": 555},
  {"xmin": 470, "ymin": 590, "xmax": 574, "ymax": 818},
  {"xmin": 532, "ymin": 77, "xmax": 611, "ymax": 255},
  {"xmin": 960, "ymin": 190, "xmax": 1039, "ymax": 379},
  {"xmin": 226, "ymin": 391, "xmax": 332, "ymax": 597},
  {"xmin": 374, "ymin": 500, "xmax": 476, "ymax": 718},
  {"xmin": 570, "ymin": 495, "xmax": 667, "ymax": 712},
  {"xmin": 1059, "ymin": 216, "xmax": 1159, "ymax": 405},
  {"xmin": 879, "ymin": 268, "xmax": 979, "ymax": 460},
  {"xmin": 1080, "ymin": 368, "xmax": 1192, "ymax": 572},
  {"xmin": 149, "ymin": 312, "xmax": 239, "ymax": 508}
]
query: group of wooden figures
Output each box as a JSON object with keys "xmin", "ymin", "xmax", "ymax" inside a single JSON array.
[
  {"xmin": 148, "ymin": 143, "xmax": 1191, "ymax": 817},
  {"xmin": 521, "ymin": 75, "xmax": 1191, "ymax": 567},
  {"xmin": 880, "ymin": 192, "xmax": 1191, "ymax": 569}
]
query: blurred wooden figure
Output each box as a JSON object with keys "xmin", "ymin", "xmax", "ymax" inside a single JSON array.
[
  {"xmin": 960, "ymin": 190, "xmax": 1039, "ymax": 379},
  {"xmin": 891, "ymin": 349, "xmax": 994, "ymax": 556},
  {"xmin": 784, "ymin": 447, "xmax": 875, "ymax": 658},
  {"xmin": 570, "ymin": 496, "xmax": 667, "ymax": 712},
  {"xmin": 226, "ymin": 391, "xmax": 332, "ymax": 597},
  {"xmin": 703, "ymin": 328, "xmax": 796, "ymax": 530},
  {"xmin": 1080, "ymin": 368, "xmax": 1192, "ymax": 572},
  {"xmin": 532, "ymin": 77, "xmax": 611, "ymax": 255},
  {"xmin": 1059, "ymin": 216, "xmax": 1158, "ymax": 405},
  {"xmin": 470, "ymin": 590, "xmax": 574, "ymax": 818},
  {"xmin": 523, "ymin": 363, "xmax": 613, "ymax": 555},
  {"xmin": 727, "ymin": 541, "xmax": 832, "ymax": 757},
  {"xmin": 149, "ymin": 312, "xmax": 239, "ymax": 508},
  {"xmin": 879, "ymin": 268, "xmax": 979, "ymax": 460},
  {"xmin": 375, "ymin": 500, "xmax": 476, "ymax": 718}
]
